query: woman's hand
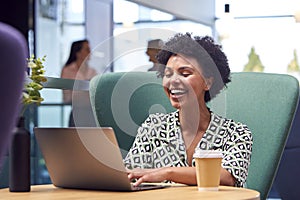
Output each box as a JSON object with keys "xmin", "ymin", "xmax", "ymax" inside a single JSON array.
[
  {"xmin": 127, "ymin": 167, "xmax": 198, "ymax": 186},
  {"xmin": 127, "ymin": 167, "xmax": 171, "ymax": 186},
  {"xmin": 127, "ymin": 166, "xmax": 234, "ymax": 187}
]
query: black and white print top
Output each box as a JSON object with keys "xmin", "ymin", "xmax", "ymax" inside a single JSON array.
[{"xmin": 123, "ymin": 110, "xmax": 253, "ymax": 187}]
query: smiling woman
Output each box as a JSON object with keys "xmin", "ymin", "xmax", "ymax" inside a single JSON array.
[
  {"xmin": 162, "ymin": 55, "xmax": 211, "ymax": 110},
  {"xmin": 124, "ymin": 33, "xmax": 253, "ymax": 188}
]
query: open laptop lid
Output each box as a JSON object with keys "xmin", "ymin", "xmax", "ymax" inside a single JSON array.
[{"xmin": 34, "ymin": 127, "xmax": 133, "ymax": 191}]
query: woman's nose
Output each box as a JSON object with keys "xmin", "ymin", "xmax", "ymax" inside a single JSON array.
[{"xmin": 170, "ymin": 73, "xmax": 181, "ymax": 83}]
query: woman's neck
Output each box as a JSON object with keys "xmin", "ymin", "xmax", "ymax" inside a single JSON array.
[
  {"xmin": 179, "ymin": 104, "xmax": 211, "ymax": 166},
  {"xmin": 179, "ymin": 103, "xmax": 211, "ymax": 135}
]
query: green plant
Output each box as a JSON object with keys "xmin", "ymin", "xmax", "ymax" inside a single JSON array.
[
  {"xmin": 287, "ymin": 49, "xmax": 300, "ymax": 73},
  {"xmin": 243, "ymin": 46, "xmax": 264, "ymax": 72},
  {"xmin": 21, "ymin": 55, "xmax": 47, "ymax": 116}
]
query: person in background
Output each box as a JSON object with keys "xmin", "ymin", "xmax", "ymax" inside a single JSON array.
[
  {"xmin": 61, "ymin": 39, "xmax": 97, "ymax": 126},
  {"xmin": 124, "ymin": 33, "xmax": 253, "ymax": 187},
  {"xmin": 146, "ymin": 39, "xmax": 164, "ymax": 71},
  {"xmin": 61, "ymin": 39, "xmax": 97, "ymax": 102}
]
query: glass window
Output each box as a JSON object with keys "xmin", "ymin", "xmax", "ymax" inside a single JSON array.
[
  {"xmin": 112, "ymin": 0, "xmax": 212, "ymax": 72},
  {"xmin": 215, "ymin": 0, "xmax": 300, "ymax": 80}
]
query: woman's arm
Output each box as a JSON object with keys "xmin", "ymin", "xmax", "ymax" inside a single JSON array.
[{"xmin": 128, "ymin": 166, "xmax": 235, "ymax": 187}]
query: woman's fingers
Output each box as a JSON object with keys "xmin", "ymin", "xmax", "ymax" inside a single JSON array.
[
  {"xmin": 128, "ymin": 168, "xmax": 169, "ymax": 186},
  {"xmin": 133, "ymin": 177, "xmax": 145, "ymax": 187}
]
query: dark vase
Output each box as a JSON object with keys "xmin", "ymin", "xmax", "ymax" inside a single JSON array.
[{"xmin": 9, "ymin": 116, "xmax": 31, "ymax": 192}]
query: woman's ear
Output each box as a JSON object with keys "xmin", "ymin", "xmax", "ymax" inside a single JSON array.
[{"xmin": 204, "ymin": 77, "xmax": 214, "ymax": 91}]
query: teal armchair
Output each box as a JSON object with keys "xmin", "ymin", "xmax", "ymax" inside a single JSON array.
[
  {"xmin": 209, "ymin": 72, "xmax": 299, "ymax": 200},
  {"xmin": 89, "ymin": 72, "xmax": 175, "ymax": 156},
  {"xmin": 89, "ymin": 71, "xmax": 299, "ymax": 200}
]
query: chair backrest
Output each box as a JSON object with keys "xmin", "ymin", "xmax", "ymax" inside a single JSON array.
[
  {"xmin": 89, "ymin": 72, "xmax": 175, "ymax": 156},
  {"xmin": 209, "ymin": 72, "xmax": 299, "ymax": 200},
  {"xmin": 0, "ymin": 22, "xmax": 28, "ymax": 171},
  {"xmin": 89, "ymin": 71, "xmax": 299, "ymax": 199}
]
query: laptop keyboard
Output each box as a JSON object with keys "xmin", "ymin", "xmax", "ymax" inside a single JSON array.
[{"xmin": 132, "ymin": 184, "xmax": 167, "ymax": 191}]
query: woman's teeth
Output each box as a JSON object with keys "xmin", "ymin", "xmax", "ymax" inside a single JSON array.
[{"xmin": 170, "ymin": 89, "xmax": 186, "ymax": 95}]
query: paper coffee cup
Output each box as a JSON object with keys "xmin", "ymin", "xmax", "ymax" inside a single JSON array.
[{"xmin": 193, "ymin": 149, "xmax": 223, "ymax": 191}]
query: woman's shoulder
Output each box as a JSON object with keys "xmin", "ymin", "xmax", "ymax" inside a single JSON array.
[
  {"xmin": 87, "ymin": 67, "xmax": 98, "ymax": 79},
  {"xmin": 62, "ymin": 62, "xmax": 77, "ymax": 70},
  {"xmin": 61, "ymin": 63, "xmax": 77, "ymax": 78},
  {"xmin": 211, "ymin": 112, "xmax": 252, "ymax": 137}
]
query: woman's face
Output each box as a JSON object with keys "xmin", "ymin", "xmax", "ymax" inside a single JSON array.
[
  {"xmin": 77, "ymin": 42, "xmax": 91, "ymax": 61},
  {"xmin": 162, "ymin": 54, "xmax": 211, "ymax": 109}
]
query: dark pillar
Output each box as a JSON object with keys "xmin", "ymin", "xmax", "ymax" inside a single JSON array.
[{"xmin": 0, "ymin": 0, "xmax": 35, "ymax": 42}]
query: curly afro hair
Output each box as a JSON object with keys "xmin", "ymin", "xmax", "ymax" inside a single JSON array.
[{"xmin": 156, "ymin": 32, "xmax": 231, "ymax": 102}]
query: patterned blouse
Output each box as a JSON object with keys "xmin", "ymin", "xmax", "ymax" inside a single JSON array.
[{"xmin": 123, "ymin": 110, "xmax": 253, "ymax": 187}]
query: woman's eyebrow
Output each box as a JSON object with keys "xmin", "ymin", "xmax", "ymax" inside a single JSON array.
[{"xmin": 178, "ymin": 66, "xmax": 195, "ymax": 71}]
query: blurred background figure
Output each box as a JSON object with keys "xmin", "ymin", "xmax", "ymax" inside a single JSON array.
[
  {"xmin": 60, "ymin": 39, "xmax": 97, "ymax": 127},
  {"xmin": 61, "ymin": 39, "xmax": 97, "ymax": 102},
  {"xmin": 146, "ymin": 39, "xmax": 164, "ymax": 71}
]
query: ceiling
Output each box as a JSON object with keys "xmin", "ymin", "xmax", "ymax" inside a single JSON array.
[
  {"xmin": 127, "ymin": 0, "xmax": 300, "ymax": 25},
  {"xmin": 127, "ymin": 0, "xmax": 215, "ymax": 27}
]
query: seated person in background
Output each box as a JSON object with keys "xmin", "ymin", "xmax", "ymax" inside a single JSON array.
[
  {"xmin": 146, "ymin": 39, "xmax": 164, "ymax": 71},
  {"xmin": 124, "ymin": 33, "xmax": 253, "ymax": 187},
  {"xmin": 61, "ymin": 39, "xmax": 97, "ymax": 126}
]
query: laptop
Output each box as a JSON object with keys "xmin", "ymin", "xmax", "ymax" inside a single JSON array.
[{"xmin": 34, "ymin": 127, "xmax": 166, "ymax": 191}]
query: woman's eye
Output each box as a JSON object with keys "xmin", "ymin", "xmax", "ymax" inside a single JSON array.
[
  {"xmin": 164, "ymin": 73, "xmax": 172, "ymax": 78},
  {"xmin": 164, "ymin": 70, "xmax": 172, "ymax": 78},
  {"xmin": 181, "ymin": 72, "xmax": 191, "ymax": 77}
]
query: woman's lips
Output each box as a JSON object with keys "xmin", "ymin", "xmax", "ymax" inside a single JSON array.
[{"xmin": 169, "ymin": 89, "xmax": 187, "ymax": 99}]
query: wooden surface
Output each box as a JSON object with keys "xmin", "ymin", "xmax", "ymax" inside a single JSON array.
[{"xmin": 0, "ymin": 184, "xmax": 260, "ymax": 200}]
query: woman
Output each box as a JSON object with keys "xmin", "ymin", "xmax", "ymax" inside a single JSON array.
[
  {"xmin": 61, "ymin": 39, "xmax": 97, "ymax": 126},
  {"xmin": 124, "ymin": 33, "xmax": 253, "ymax": 187},
  {"xmin": 61, "ymin": 39, "xmax": 97, "ymax": 103}
]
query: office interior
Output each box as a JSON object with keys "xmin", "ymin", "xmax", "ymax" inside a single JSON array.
[{"xmin": 1, "ymin": 0, "xmax": 300, "ymax": 199}]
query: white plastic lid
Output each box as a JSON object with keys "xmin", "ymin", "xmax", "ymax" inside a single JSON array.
[{"xmin": 193, "ymin": 149, "xmax": 223, "ymax": 158}]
